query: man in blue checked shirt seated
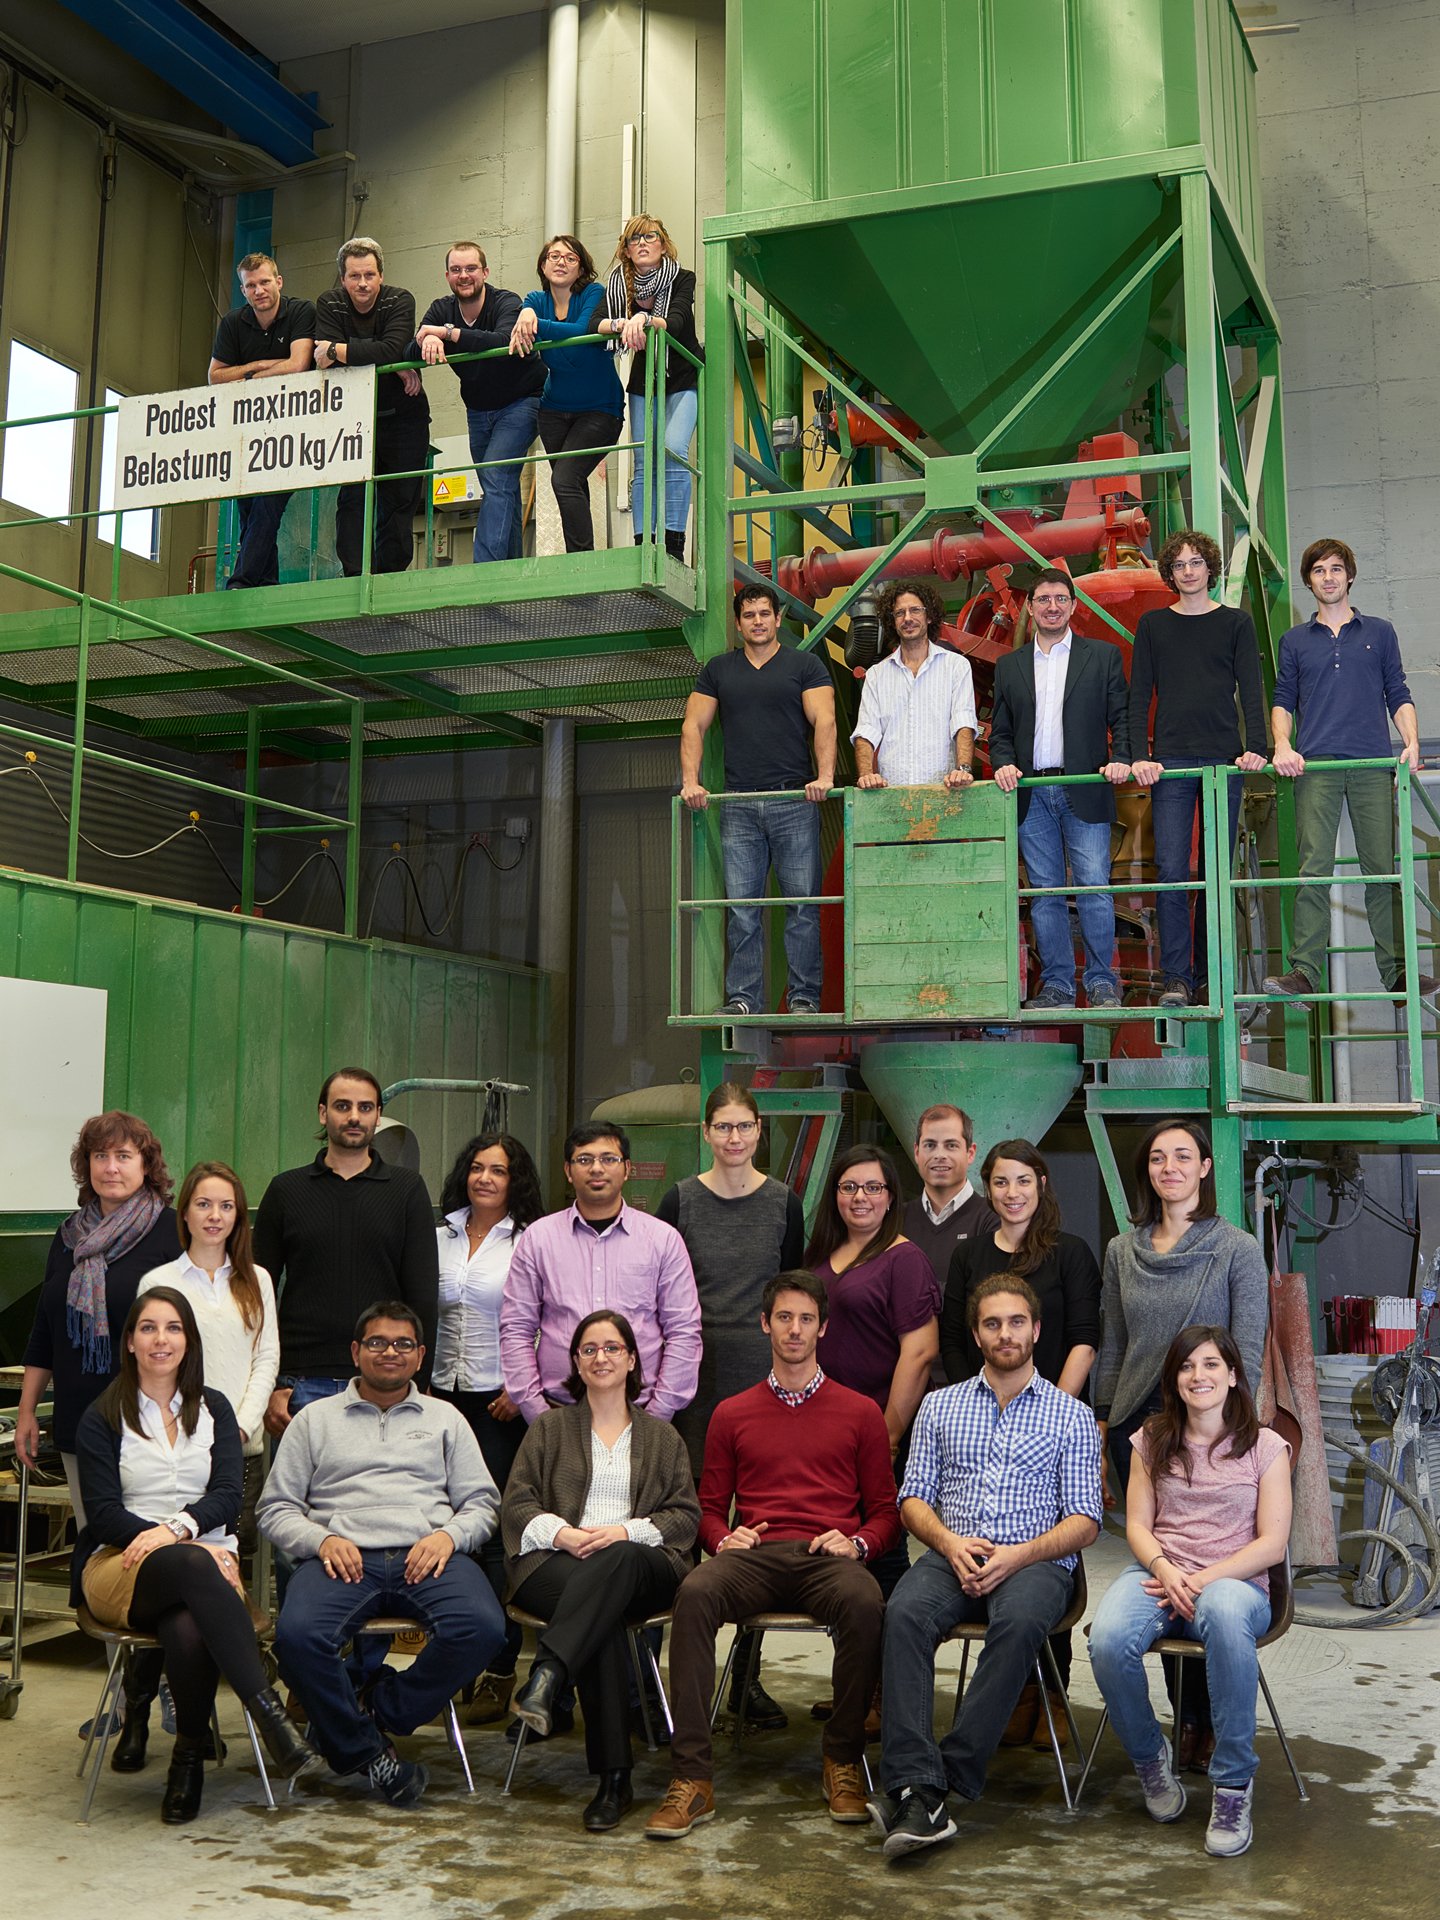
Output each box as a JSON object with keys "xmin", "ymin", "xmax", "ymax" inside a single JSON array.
[{"xmin": 870, "ymin": 1273, "xmax": 1102, "ymax": 1860}]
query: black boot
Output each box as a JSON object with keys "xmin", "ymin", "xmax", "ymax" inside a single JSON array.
[
  {"xmin": 583, "ymin": 1767, "xmax": 634, "ymax": 1831},
  {"xmin": 160, "ymin": 1737, "xmax": 206, "ymax": 1824},
  {"xmin": 512, "ymin": 1657, "xmax": 567, "ymax": 1738},
  {"xmin": 246, "ymin": 1687, "xmax": 322, "ymax": 1781},
  {"xmin": 112, "ymin": 1646, "xmax": 163, "ymax": 1772},
  {"xmin": 664, "ymin": 530, "xmax": 686, "ymax": 563}
]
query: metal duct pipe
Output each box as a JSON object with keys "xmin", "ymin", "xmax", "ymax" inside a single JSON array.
[
  {"xmin": 776, "ymin": 508, "xmax": 1151, "ymax": 601},
  {"xmin": 544, "ymin": 0, "xmax": 581, "ymax": 234}
]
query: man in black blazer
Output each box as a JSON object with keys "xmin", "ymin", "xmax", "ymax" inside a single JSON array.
[{"xmin": 989, "ymin": 570, "xmax": 1132, "ymax": 1009}]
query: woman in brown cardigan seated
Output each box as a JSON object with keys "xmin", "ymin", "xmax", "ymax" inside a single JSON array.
[{"xmin": 502, "ymin": 1309, "xmax": 700, "ymax": 1831}]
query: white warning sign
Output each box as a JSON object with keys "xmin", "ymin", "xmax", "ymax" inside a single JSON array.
[{"xmin": 112, "ymin": 367, "xmax": 377, "ymax": 509}]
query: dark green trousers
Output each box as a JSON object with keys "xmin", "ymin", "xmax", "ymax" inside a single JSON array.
[{"xmin": 1289, "ymin": 765, "xmax": 1399, "ymax": 989}]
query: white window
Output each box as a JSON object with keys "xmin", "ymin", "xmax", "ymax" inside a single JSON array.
[
  {"xmin": 1, "ymin": 341, "xmax": 78, "ymax": 521},
  {"xmin": 99, "ymin": 389, "xmax": 160, "ymax": 561}
]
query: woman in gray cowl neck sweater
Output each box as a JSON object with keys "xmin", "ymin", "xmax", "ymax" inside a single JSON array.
[{"xmin": 1094, "ymin": 1119, "xmax": 1268, "ymax": 1490}]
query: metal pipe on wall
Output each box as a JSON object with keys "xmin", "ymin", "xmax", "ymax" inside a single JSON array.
[{"xmin": 544, "ymin": 0, "xmax": 580, "ymax": 235}]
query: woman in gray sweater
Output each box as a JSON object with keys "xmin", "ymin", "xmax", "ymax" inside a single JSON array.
[{"xmin": 1093, "ymin": 1118, "xmax": 1269, "ymax": 1770}]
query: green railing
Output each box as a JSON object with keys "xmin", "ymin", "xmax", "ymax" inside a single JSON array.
[
  {"xmin": 671, "ymin": 763, "xmax": 1439, "ymax": 1110},
  {"xmin": 0, "ymin": 329, "xmax": 704, "ymax": 600}
]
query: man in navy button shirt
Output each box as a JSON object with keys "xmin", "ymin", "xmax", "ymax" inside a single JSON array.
[
  {"xmin": 1264, "ymin": 537, "xmax": 1435, "ymax": 1006},
  {"xmin": 870, "ymin": 1274, "xmax": 1101, "ymax": 1859}
]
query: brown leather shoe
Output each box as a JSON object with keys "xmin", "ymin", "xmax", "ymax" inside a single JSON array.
[
  {"xmin": 460, "ymin": 1671, "xmax": 515, "ymax": 1726},
  {"xmin": 823, "ymin": 1757, "xmax": 870, "ymax": 1823},
  {"xmin": 1176, "ymin": 1721, "xmax": 1217, "ymax": 1773},
  {"xmin": 1031, "ymin": 1690, "xmax": 1070, "ymax": 1751},
  {"xmin": 645, "ymin": 1777, "xmax": 716, "ymax": 1839},
  {"xmin": 999, "ymin": 1682, "xmax": 1039, "ymax": 1747}
]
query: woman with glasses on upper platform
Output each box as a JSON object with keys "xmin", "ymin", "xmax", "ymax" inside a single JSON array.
[
  {"xmin": 596, "ymin": 213, "xmax": 703, "ymax": 564},
  {"xmin": 509, "ymin": 234, "xmax": 625, "ymax": 553}
]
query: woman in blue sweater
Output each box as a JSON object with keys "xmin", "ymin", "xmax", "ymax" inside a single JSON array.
[{"xmin": 509, "ymin": 234, "xmax": 624, "ymax": 552}]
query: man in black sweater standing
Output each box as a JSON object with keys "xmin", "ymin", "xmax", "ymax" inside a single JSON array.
[
  {"xmin": 256, "ymin": 1067, "xmax": 439, "ymax": 1440},
  {"xmin": 315, "ymin": 239, "xmax": 430, "ymax": 575},
  {"xmin": 901, "ymin": 1104, "xmax": 999, "ymax": 1297},
  {"xmin": 1128, "ymin": 529, "xmax": 1268, "ymax": 1008}
]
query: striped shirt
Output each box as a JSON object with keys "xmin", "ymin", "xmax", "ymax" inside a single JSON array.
[
  {"xmin": 518, "ymin": 1422, "xmax": 664, "ymax": 1552},
  {"xmin": 900, "ymin": 1367, "xmax": 1101, "ymax": 1570},
  {"xmin": 852, "ymin": 643, "xmax": 978, "ymax": 785}
]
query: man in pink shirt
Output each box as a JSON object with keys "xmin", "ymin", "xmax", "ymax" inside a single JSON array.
[{"xmin": 499, "ymin": 1123, "xmax": 701, "ymax": 1425}]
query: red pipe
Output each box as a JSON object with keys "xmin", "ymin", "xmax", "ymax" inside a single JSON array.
[{"xmin": 777, "ymin": 507, "xmax": 1150, "ymax": 602}]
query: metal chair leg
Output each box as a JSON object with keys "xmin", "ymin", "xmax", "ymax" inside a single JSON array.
[
  {"xmin": 445, "ymin": 1700, "xmax": 475, "ymax": 1793},
  {"xmin": 949, "ymin": 1637, "xmax": 973, "ymax": 1729},
  {"xmin": 1073, "ymin": 1704, "xmax": 1111, "ymax": 1804},
  {"xmin": 1032, "ymin": 1660, "xmax": 1074, "ymax": 1810},
  {"xmin": 709, "ymin": 1636, "xmax": 738, "ymax": 1732},
  {"xmin": 733, "ymin": 1624, "xmax": 764, "ymax": 1754},
  {"xmin": 502, "ymin": 1718, "xmax": 528, "ymax": 1795},
  {"xmin": 241, "ymin": 1706, "xmax": 277, "ymax": 1810},
  {"xmin": 77, "ymin": 1644, "xmax": 124, "ymax": 1782},
  {"xmin": 638, "ymin": 1634, "xmax": 673, "ymax": 1739},
  {"xmin": 1257, "ymin": 1665, "xmax": 1309, "ymax": 1803},
  {"xmin": 628, "ymin": 1630, "xmax": 657, "ymax": 1753},
  {"xmin": 78, "ymin": 1649, "xmax": 126, "ymax": 1823}
]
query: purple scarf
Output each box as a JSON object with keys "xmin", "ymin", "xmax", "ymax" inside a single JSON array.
[{"xmin": 60, "ymin": 1185, "xmax": 164, "ymax": 1374}]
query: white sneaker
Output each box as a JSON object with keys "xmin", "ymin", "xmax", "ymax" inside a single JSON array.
[
  {"xmin": 1205, "ymin": 1780, "xmax": 1255, "ymax": 1856},
  {"xmin": 1134, "ymin": 1746, "xmax": 1187, "ymax": 1822}
]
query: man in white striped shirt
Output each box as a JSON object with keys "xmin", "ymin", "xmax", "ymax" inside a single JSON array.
[{"xmin": 853, "ymin": 580, "xmax": 977, "ymax": 790}]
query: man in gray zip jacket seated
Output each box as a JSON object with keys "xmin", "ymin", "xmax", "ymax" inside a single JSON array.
[{"xmin": 259, "ymin": 1298, "xmax": 505, "ymax": 1805}]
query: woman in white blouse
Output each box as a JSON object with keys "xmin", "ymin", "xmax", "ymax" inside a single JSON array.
[
  {"xmin": 142, "ymin": 1160, "xmax": 279, "ymax": 1578},
  {"xmin": 431, "ymin": 1129, "xmax": 544, "ymax": 1720},
  {"xmin": 501, "ymin": 1311, "xmax": 700, "ymax": 1831},
  {"xmin": 72, "ymin": 1287, "xmax": 316, "ymax": 1822}
]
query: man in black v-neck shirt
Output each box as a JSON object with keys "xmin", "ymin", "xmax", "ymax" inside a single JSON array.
[
  {"xmin": 680, "ymin": 583, "xmax": 837, "ymax": 1016},
  {"xmin": 208, "ymin": 254, "xmax": 315, "ymax": 588}
]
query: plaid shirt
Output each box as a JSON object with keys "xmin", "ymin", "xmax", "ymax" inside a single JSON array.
[{"xmin": 900, "ymin": 1368, "xmax": 1102, "ymax": 1571}]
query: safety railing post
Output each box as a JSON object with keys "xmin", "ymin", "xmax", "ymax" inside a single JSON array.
[
  {"xmin": 345, "ymin": 700, "xmax": 363, "ymax": 938},
  {"xmin": 1397, "ymin": 762, "xmax": 1423, "ymax": 1097},
  {"xmin": 68, "ymin": 596, "xmax": 91, "ymax": 883},
  {"xmin": 241, "ymin": 707, "xmax": 260, "ymax": 915}
]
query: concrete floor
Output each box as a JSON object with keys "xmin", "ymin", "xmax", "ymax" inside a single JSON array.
[{"xmin": 3, "ymin": 1529, "xmax": 1437, "ymax": 1920}]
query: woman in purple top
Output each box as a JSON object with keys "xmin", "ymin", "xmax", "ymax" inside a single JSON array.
[
  {"xmin": 1088, "ymin": 1325, "xmax": 1292, "ymax": 1860},
  {"xmin": 806, "ymin": 1143, "xmax": 938, "ymax": 1603}
]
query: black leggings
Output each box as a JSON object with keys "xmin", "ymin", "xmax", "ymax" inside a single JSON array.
[{"xmin": 128, "ymin": 1545, "xmax": 266, "ymax": 1740}]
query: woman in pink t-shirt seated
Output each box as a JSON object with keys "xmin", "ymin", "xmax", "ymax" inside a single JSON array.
[{"xmin": 1088, "ymin": 1324, "xmax": 1292, "ymax": 1861}]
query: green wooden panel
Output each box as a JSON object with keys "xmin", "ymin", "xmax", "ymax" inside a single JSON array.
[
  {"xmin": 850, "ymin": 781, "xmax": 1008, "ymax": 841},
  {"xmin": 851, "ymin": 938, "xmax": 1010, "ymax": 988},
  {"xmin": 853, "ymin": 885, "xmax": 1011, "ymax": 947},
  {"xmin": 851, "ymin": 970, "xmax": 1010, "ymax": 1022},
  {"xmin": 853, "ymin": 841, "xmax": 1007, "ymax": 890}
]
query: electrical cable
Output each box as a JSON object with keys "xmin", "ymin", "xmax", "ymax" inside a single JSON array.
[
  {"xmin": 1272, "ymin": 1168, "xmax": 1367, "ymax": 1237},
  {"xmin": 256, "ymin": 849, "xmax": 345, "ymax": 912}
]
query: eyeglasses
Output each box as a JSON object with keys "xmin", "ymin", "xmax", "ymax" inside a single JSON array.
[
  {"xmin": 627, "ymin": 231, "xmax": 661, "ymax": 245},
  {"xmin": 578, "ymin": 1341, "xmax": 627, "ymax": 1360},
  {"xmin": 359, "ymin": 1335, "xmax": 418, "ymax": 1353},
  {"xmin": 708, "ymin": 1120, "xmax": 758, "ymax": 1137},
  {"xmin": 544, "ymin": 249, "xmax": 580, "ymax": 264},
  {"xmin": 570, "ymin": 1153, "xmax": 624, "ymax": 1170},
  {"xmin": 837, "ymin": 1180, "xmax": 889, "ymax": 1197}
]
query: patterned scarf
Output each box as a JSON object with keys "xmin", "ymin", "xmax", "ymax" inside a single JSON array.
[
  {"xmin": 603, "ymin": 256, "xmax": 679, "ymax": 351},
  {"xmin": 60, "ymin": 1184, "xmax": 164, "ymax": 1374}
]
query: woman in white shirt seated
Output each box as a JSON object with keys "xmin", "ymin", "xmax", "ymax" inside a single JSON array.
[
  {"xmin": 431, "ymin": 1129, "xmax": 544, "ymax": 1721},
  {"xmin": 501, "ymin": 1310, "xmax": 700, "ymax": 1831},
  {"xmin": 142, "ymin": 1160, "xmax": 279, "ymax": 1579},
  {"xmin": 72, "ymin": 1286, "xmax": 317, "ymax": 1823}
]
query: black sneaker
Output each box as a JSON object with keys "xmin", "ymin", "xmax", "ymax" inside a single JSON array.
[
  {"xmin": 867, "ymin": 1788, "xmax": 902, "ymax": 1839},
  {"xmin": 365, "ymin": 1744, "xmax": 429, "ymax": 1807},
  {"xmin": 1023, "ymin": 982, "xmax": 1076, "ymax": 1011},
  {"xmin": 788, "ymin": 997, "xmax": 820, "ymax": 1015},
  {"xmin": 727, "ymin": 1677, "xmax": 788, "ymax": 1731},
  {"xmin": 880, "ymin": 1783, "xmax": 958, "ymax": 1859},
  {"xmin": 720, "ymin": 996, "xmax": 752, "ymax": 1017}
]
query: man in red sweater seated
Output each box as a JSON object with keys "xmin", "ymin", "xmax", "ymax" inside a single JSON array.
[{"xmin": 645, "ymin": 1270, "xmax": 901, "ymax": 1839}]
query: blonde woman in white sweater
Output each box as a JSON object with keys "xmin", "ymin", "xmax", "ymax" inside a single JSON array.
[{"xmin": 142, "ymin": 1160, "xmax": 279, "ymax": 1574}]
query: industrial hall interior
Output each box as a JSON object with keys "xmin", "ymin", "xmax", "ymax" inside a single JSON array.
[{"xmin": 2, "ymin": 2, "xmax": 1440, "ymax": 1917}]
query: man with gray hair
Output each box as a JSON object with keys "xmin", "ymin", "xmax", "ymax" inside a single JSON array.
[{"xmin": 314, "ymin": 238, "xmax": 430, "ymax": 575}]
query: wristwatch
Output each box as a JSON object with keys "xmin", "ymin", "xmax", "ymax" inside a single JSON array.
[
  {"xmin": 850, "ymin": 1535, "xmax": 869, "ymax": 1561},
  {"xmin": 164, "ymin": 1516, "xmax": 190, "ymax": 1540}
]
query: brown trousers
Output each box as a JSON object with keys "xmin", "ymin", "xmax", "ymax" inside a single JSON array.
[{"xmin": 668, "ymin": 1540, "xmax": 884, "ymax": 1779}]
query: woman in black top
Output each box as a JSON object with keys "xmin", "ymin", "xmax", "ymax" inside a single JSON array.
[
  {"xmin": 16, "ymin": 1110, "xmax": 181, "ymax": 1525},
  {"xmin": 597, "ymin": 213, "xmax": 703, "ymax": 564},
  {"xmin": 941, "ymin": 1137, "xmax": 1101, "ymax": 1737}
]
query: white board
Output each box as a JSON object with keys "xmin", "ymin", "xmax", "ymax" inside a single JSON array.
[{"xmin": 0, "ymin": 979, "xmax": 108, "ymax": 1211}]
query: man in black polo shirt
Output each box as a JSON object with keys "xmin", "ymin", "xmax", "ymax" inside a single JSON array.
[
  {"xmin": 680, "ymin": 583, "xmax": 837, "ymax": 1016},
  {"xmin": 314, "ymin": 238, "xmax": 431, "ymax": 576},
  {"xmin": 255, "ymin": 1066, "xmax": 439, "ymax": 1439},
  {"xmin": 207, "ymin": 253, "xmax": 315, "ymax": 588}
]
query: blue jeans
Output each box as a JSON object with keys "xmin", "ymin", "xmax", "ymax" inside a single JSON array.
[
  {"xmin": 226, "ymin": 491, "xmax": 291, "ymax": 588},
  {"xmin": 1019, "ymin": 784, "xmax": 1117, "ymax": 997},
  {"xmin": 469, "ymin": 394, "xmax": 541, "ymax": 562},
  {"xmin": 629, "ymin": 387, "xmax": 699, "ymax": 534},
  {"xmin": 720, "ymin": 795, "xmax": 822, "ymax": 1010},
  {"xmin": 274, "ymin": 1548, "xmax": 505, "ymax": 1775},
  {"xmin": 1150, "ymin": 759, "xmax": 1244, "ymax": 995},
  {"xmin": 880, "ymin": 1548, "xmax": 1072, "ymax": 1799},
  {"xmin": 1088, "ymin": 1563, "xmax": 1271, "ymax": 1787}
]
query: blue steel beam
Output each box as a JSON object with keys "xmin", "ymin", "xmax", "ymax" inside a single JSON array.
[{"xmin": 56, "ymin": 1, "xmax": 328, "ymax": 166}]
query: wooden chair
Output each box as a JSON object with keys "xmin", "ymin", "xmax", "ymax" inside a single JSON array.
[
  {"xmin": 943, "ymin": 1556, "xmax": 1088, "ymax": 1809},
  {"xmin": 1075, "ymin": 1550, "xmax": 1309, "ymax": 1804},
  {"xmin": 501, "ymin": 1606, "xmax": 674, "ymax": 1795},
  {"xmin": 74, "ymin": 1603, "xmax": 274, "ymax": 1824}
]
